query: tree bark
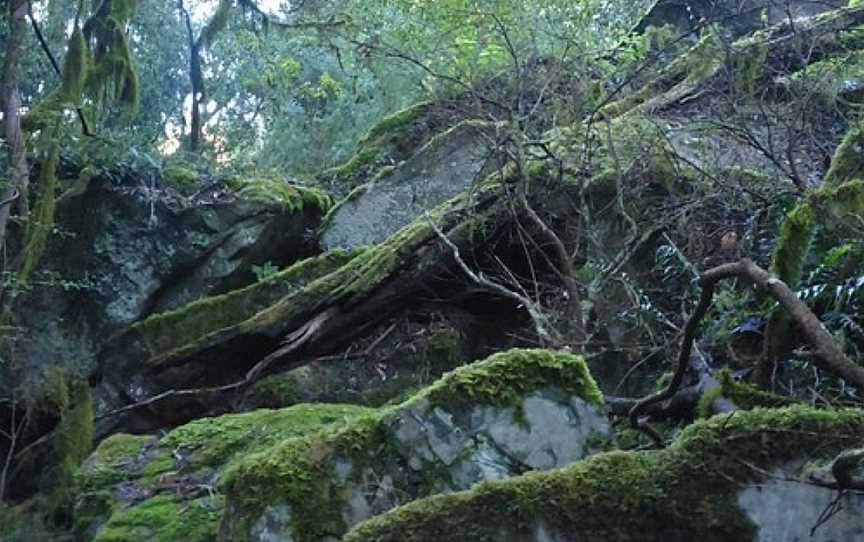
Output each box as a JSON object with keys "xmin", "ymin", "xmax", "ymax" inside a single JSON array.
[{"xmin": 179, "ymin": 0, "xmax": 204, "ymax": 152}]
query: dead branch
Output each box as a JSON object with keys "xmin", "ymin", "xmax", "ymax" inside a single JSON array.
[{"xmin": 629, "ymin": 258, "xmax": 864, "ymax": 447}]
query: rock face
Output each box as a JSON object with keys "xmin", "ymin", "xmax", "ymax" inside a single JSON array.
[
  {"xmin": 343, "ymin": 406, "xmax": 864, "ymax": 542},
  {"xmin": 9, "ymin": 174, "xmax": 328, "ymax": 392},
  {"xmin": 738, "ymin": 463, "xmax": 864, "ymax": 542},
  {"xmin": 219, "ymin": 349, "xmax": 608, "ymax": 542},
  {"xmin": 320, "ymin": 121, "xmax": 494, "ymax": 250}
]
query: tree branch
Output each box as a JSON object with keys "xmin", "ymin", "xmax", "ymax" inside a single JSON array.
[{"xmin": 629, "ymin": 258, "xmax": 864, "ymax": 446}]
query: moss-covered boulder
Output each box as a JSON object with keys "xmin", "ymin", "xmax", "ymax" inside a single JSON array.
[
  {"xmin": 8, "ymin": 168, "xmax": 332, "ymax": 399},
  {"xmin": 96, "ymin": 250, "xmax": 359, "ymax": 434},
  {"xmin": 344, "ymin": 405, "xmax": 864, "ymax": 542},
  {"xmin": 320, "ymin": 120, "xmax": 497, "ymax": 251},
  {"xmin": 218, "ymin": 349, "xmax": 608, "ymax": 542},
  {"xmin": 74, "ymin": 404, "xmax": 370, "ymax": 541}
]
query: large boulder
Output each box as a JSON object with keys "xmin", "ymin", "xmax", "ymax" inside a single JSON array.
[
  {"xmin": 344, "ymin": 405, "xmax": 864, "ymax": 542},
  {"xmin": 9, "ymin": 172, "xmax": 330, "ymax": 393},
  {"xmin": 95, "ymin": 178, "xmax": 511, "ymax": 433},
  {"xmin": 218, "ymin": 349, "xmax": 608, "ymax": 542},
  {"xmin": 635, "ymin": 0, "xmax": 841, "ymax": 37}
]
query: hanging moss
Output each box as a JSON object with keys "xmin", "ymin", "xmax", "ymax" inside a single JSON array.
[
  {"xmin": 823, "ymin": 123, "xmax": 864, "ymax": 186},
  {"xmin": 200, "ymin": 0, "xmax": 233, "ymax": 48},
  {"xmin": 770, "ymin": 201, "xmax": 814, "ymax": 287},
  {"xmin": 61, "ymin": 26, "xmax": 87, "ymax": 104},
  {"xmin": 20, "ymin": 142, "xmax": 60, "ymax": 283},
  {"xmin": 81, "ymin": 0, "xmax": 140, "ymax": 113},
  {"xmin": 732, "ymin": 41, "xmax": 768, "ymax": 97},
  {"xmin": 43, "ymin": 377, "xmax": 95, "ymax": 521},
  {"xmin": 766, "ymin": 176, "xmax": 864, "ymax": 366}
]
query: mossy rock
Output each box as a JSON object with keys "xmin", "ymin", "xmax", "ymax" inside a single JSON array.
[
  {"xmin": 161, "ymin": 166, "xmax": 200, "ymax": 195},
  {"xmin": 344, "ymin": 405, "xmax": 864, "ymax": 542},
  {"xmin": 319, "ymin": 120, "xmax": 495, "ymax": 251},
  {"xmin": 219, "ymin": 349, "xmax": 608, "ymax": 542},
  {"xmin": 117, "ymin": 250, "xmax": 359, "ymax": 367},
  {"xmin": 74, "ymin": 403, "xmax": 370, "ymax": 541}
]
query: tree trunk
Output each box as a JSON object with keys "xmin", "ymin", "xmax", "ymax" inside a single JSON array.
[
  {"xmin": 0, "ymin": 0, "xmax": 29, "ymax": 247},
  {"xmin": 189, "ymin": 42, "xmax": 204, "ymax": 152}
]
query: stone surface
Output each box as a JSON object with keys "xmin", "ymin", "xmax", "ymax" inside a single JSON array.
[
  {"xmin": 738, "ymin": 463, "xmax": 864, "ymax": 542},
  {"xmin": 320, "ymin": 121, "xmax": 493, "ymax": 250}
]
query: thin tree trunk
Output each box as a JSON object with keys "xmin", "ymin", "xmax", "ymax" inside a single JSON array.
[{"xmin": 0, "ymin": 0, "xmax": 29, "ymax": 247}]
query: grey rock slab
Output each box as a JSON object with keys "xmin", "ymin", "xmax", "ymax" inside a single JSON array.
[{"xmin": 321, "ymin": 122, "xmax": 492, "ymax": 250}]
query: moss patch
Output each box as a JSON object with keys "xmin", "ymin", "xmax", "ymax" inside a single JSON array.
[
  {"xmin": 697, "ymin": 370, "xmax": 799, "ymax": 418},
  {"xmin": 161, "ymin": 166, "xmax": 200, "ymax": 195},
  {"xmin": 323, "ymin": 101, "xmax": 433, "ymax": 188},
  {"xmin": 229, "ymin": 176, "xmax": 334, "ymax": 213},
  {"xmin": 93, "ymin": 495, "xmax": 222, "ymax": 542},
  {"xmin": 74, "ymin": 403, "xmax": 370, "ymax": 540},
  {"xmin": 161, "ymin": 404, "xmax": 367, "ymax": 469},
  {"xmin": 344, "ymin": 405, "xmax": 864, "ymax": 541},
  {"xmin": 415, "ymin": 348, "xmax": 603, "ymax": 410},
  {"xmin": 126, "ymin": 250, "xmax": 358, "ymax": 363}
]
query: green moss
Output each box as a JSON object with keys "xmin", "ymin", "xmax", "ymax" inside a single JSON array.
[
  {"xmin": 93, "ymin": 495, "xmax": 223, "ymax": 542},
  {"xmin": 360, "ymin": 102, "xmax": 432, "ymax": 146},
  {"xmin": 20, "ymin": 142, "xmax": 60, "ymax": 283},
  {"xmin": 323, "ymin": 101, "xmax": 432, "ymax": 187},
  {"xmin": 344, "ymin": 405, "xmax": 864, "ymax": 541},
  {"xmin": 161, "ymin": 166, "xmax": 200, "ymax": 195},
  {"xmin": 128, "ymin": 250, "xmax": 357, "ymax": 363},
  {"xmin": 161, "ymin": 404, "xmax": 369, "ymax": 469},
  {"xmin": 61, "ymin": 26, "xmax": 87, "ymax": 104},
  {"xmin": 697, "ymin": 370, "xmax": 799, "ymax": 418},
  {"xmin": 824, "ymin": 124, "xmax": 864, "ymax": 186},
  {"xmin": 75, "ymin": 404, "xmax": 370, "ymax": 541},
  {"xmin": 76, "ymin": 434, "xmax": 155, "ymax": 490},
  {"xmin": 416, "ymin": 349, "xmax": 603, "ymax": 410},
  {"xmin": 325, "ymin": 147, "xmax": 383, "ymax": 186},
  {"xmin": 230, "ymin": 176, "xmax": 333, "ymax": 212},
  {"xmin": 767, "ymin": 174, "xmax": 864, "ymax": 360},
  {"xmin": 732, "ymin": 41, "xmax": 768, "ymax": 96},
  {"xmin": 771, "ymin": 201, "xmax": 815, "ymax": 287}
]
